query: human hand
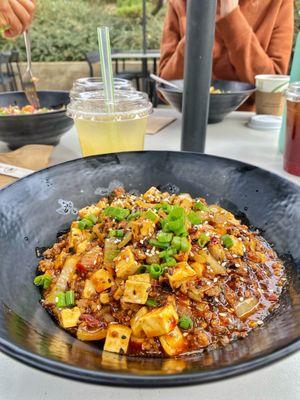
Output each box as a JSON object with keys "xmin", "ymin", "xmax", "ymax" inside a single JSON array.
[
  {"xmin": 219, "ymin": 0, "xmax": 239, "ymax": 18},
  {"xmin": 0, "ymin": 0, "xmax": 36, "ymax": 38}
]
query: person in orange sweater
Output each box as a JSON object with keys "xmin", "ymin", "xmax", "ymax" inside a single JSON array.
[{"xmin": 159, "ymin": 0, "xmax": 294, "ymax": 85}]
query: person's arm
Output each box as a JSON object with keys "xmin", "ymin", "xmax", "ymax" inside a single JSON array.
[
  {"xmin": 0, "ymin": 0, "xmax": 36, "ymax": 38},
  {"xmin": 159, "ymin": 1, "xmax": 185, "ymax": 80},
  {"xmin": 216, "ymin": 0, "xmax": 294, "ymax": 83}
]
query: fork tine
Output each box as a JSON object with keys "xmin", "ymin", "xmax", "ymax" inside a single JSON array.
[{"xmin": 22, "ymin": 30, "xmax": 40, "ymax": 109}]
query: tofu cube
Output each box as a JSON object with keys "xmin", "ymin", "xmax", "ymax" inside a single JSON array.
[
  {"xmin": 69, "ymin": 222, "xmax": 91, "ymax": 249},
  {"xmin": 78, "ymin": 204, "xmax": 101, "ymax": 219},
  {"xmin": 74, "ymin": 240, "xmax": 90, "ymax": 255},
  {"xmin": 230, "ymin": 237, "xmax": 245, "ymax": 256},
  {"xmin": 130, "ymin": 307, "xmax": 148, "ymax": 336},
  {"xmin": 140, "ymin": 219, "xmax": 156, "ymax": 237},
  {"xmin": 175, "ymin": 193, "xmax": 193, "ymax": 211},
  {"xmin": 143, "ymin": 186, "xmax": 162, "ymax": 202},
  {"xmin": 115, "ymin": 247, "xmax": 140, "ymax": 279},
  {"xmin": 104, "ymin": 324, "xmax": 132, "ymax": 354},
  {"xmin": 141, "ymin": 304, "xmax": 178, "ymax": 338},
  {"xmin": 82, "ymin": 279, "xmax": 96, "ymax": 299},
  {"xmin": 91, "ymin": 269, "xmax": 114, "ymax": 293},
  {"xmin": 60, "ymin": 307, "xmax": 81, "ymax": 328},
  {"xmin": 77, "ymin": 327, "xmax": 107, "ymax": 341},
  {"xmin": 99, "ymin": 292, "xmax": 110, "ymax": 304},
  {"xmin": 167, "ymin": 262, "xmax": 196, "ymax": 289},
  {"xmin": 128, "ymin": 273, "xmax": 150, "ymax": 283},
  {"xmin": 190, "ymin": 262, "xmax": 205, "ymax": 277},
  {"xmin": 159, "ymin": 326, "xmax": 186, "ymax": 356},
  {"xmin": 122, "ymin": 280, "xmax": 151, "ymax": 304},
  {"xmin": 208, "ymin": 243, "xmax": 226, "ymax": 261}
]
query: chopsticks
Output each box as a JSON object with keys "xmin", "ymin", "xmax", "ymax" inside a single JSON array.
[{"xmin": 0, "ymin": 162, "xmax": 34, "ymax": 179}]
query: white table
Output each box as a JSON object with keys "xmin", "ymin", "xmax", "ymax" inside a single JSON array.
[{"xmin": 0, "ymin": 109, "xmax": 299, "ymax": 400}]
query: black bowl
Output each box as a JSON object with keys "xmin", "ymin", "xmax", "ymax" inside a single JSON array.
[
  {"xmin": 0, "ymin": 91, "xmax": 73, "ymax": 149},
  {"xmin": 0, "ymin": 151, "xmax": 299, "ymax": 387},
  {"xmin": 157, "ymin": 80, "xmax": 256, "ymax": 123}
]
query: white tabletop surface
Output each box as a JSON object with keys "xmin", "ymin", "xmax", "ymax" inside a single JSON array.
[{"xmin": 0, "ymin": 108, "xmax": 299, "ymax": 400}]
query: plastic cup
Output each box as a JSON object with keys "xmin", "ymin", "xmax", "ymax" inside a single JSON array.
[
  {"xmin": 70, "ymin": 77, "xmax": 133, "ymax": 96},
  {"xmin": 284, "ymin": 82, "xmax": 300, "ymax": 176},
  {"xmin": 255, "ymin": 75, "xmax": 290, "ymax": 116},
  {"xmin": 67, "ymin": 90, "xmax": 152, "ymax": 156}
]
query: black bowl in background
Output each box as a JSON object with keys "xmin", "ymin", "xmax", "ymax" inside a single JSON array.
[
  {"xmin": 0, "ymin": 151, "xmax": 299, "ymax": 387},
  {"xmin": 157, "ymin": 80, "xmax": 256, "ymax": 123},
  {"xmin": 0, "ymin": 91, "xmax": 73, "ymax": 149}
]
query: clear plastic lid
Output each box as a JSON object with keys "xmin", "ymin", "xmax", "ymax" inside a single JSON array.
[
  {"xmin": 285, "ymin": 81, "xmax": 300, "ymax": 102},
  {"xmin": 70, "ymin": 77, "xmax": 133, "ymax": 97},
  {"xmin": 67, "ymin": 89, "xmax": 152, "ymax": 121}
]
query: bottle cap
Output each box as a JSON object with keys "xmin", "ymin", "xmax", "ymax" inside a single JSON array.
[{"xmin": 248, "ymin": 115, "xmax": 282, "ymax": 131}]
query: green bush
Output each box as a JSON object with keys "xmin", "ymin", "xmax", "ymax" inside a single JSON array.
[
  {"xmin": 0, "ymin": 0, "xmax": 298, "ymax": 63},
  {"xmin": 0, "ymin": 0, "xmax": 165, "ymax": 62}
]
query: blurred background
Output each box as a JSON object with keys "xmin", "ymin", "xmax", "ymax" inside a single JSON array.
[{"xmin": 0, "ymin": 0, "xmax": 298, "ymax": 92}]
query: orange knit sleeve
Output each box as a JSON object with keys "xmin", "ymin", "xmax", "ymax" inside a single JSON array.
[
  {"xmin": 159, "ymin": 1, "xmax": 185, "ymax": 80},
  {"xmin": 216, "ymin": 0, "xmax": 294, "ymax": 84}
]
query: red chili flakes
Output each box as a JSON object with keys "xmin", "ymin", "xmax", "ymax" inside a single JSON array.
[
  {"xmin": 80, "ymin": 314, "xmax": 100, "ymax": 328},
  {"xmin": 76, "ymin": 262, "xmax": 87, "ymax": 273}
]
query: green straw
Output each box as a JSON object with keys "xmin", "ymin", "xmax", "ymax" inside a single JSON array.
[{"xmin": 97, "ymin": 26, "xmax": 115, "ymax": 111}]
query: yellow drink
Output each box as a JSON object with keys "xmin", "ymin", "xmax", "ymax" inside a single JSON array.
[
  {"xmin": 68, "ymin": 88, "xmax": 152, "ymax": 156},
  {"xmin": 75, "ymin": 116, "xmax": 148, "ymax": 156}
]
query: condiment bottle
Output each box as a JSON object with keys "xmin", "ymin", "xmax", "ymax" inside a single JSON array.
[{"xmin": 284, "ymin": 82, "xmax": 300, "ymax": 176}]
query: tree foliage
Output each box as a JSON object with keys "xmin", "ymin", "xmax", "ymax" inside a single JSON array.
[
  {"xmin": 0, "ymin": 0, "xmax": 298, "ymax": 62},
  {"xmin": 0, "ymin": 0, "xmax": 166, "ymax": 62}
]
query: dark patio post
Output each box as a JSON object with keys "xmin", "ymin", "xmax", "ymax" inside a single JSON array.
[{"xmin": 181, "ymin": 0, "xmax": 217, "ymax": 152}]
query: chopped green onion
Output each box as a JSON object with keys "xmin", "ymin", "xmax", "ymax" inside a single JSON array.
[
  {"xmin": 198, "ymin": 233, "xmax": 210, "ymax": 248},
  {"xmin": 147, "ymin": 264, "xmax": 164, "ymax": 279},
  {"xmin": 180, "ymin": 237, "xmax": 190, "ymax": 252},
  {"xmin": 85, "ymin": 214, "xmax": 98, "ymax": 224},
  {"xmin": 33, "ymin": 274, "xmax": 52, "ymax": 289},
  {"xmin": 165, "ymin": 219, "xmax": 183, "ymax": 232},
  {"xmin": 104, "ymin": 207, "xmax": 130, "ymax": 221},
  {"xmin": 178, "ymin": 315, "xmax": 193, "ymax": 330},
  {"xmin": 109, "ymin": 229, "xmax": 124, "ymax": 238},
  {"xmin": 138, "ymin": 265, "xmax": 148, "ymax": 273},
  {"xmin": 157, "ymin": 231, "xmax": 173, "ymax": 243},
  {"xmin": 65, "ymin": 290, "xmax": 75, "ymax": 307},
  {"xmin": 159, "ymin": 248, "xmax": 176, "ymax": 258},
  {"xmin": 221, "ymin": 234, "xmax": 234, "ymax": 249},
  {"xmin": 146, "ymin": 299, "xmax": 157, "ymax": 307},
  {"xmin": 127, "ymin": 211, "xmax": 142, "ymax": 221},
  {"xmin": 154, "ymin": 203, "xmax": 173, "ymax": 213},
  {"xmin": 56, "ymin": 293, "xmax": 66, "ymax": 308},
  {"xmin": 188, "ymin": 211, "xmax": 202, "ymax": 225},
  {"xmin": 145, "ymin": 210, "xmax": 158, "ymax": 222},
  {"xmin": 169, "ymin": 206, "xmax": 185, "ymax": 220},
  {"xmin": 78, "ymin": 220, "xmax": 87, "ymax": 230},
  {"xmin": 78, "ymin": 216, "xmax": 95, "ymax": 230},
  {"xmin": 171, "ymin": 236, "xmax": 182, "ymax": 250},
  {"xmin": 194, "ymin": 201, "xmax": 209, "ymax": 211},
  {"xmin": 162, "ymin": 257, "xmax": 177, "ymax": 267},
  {"xmin": 149, "ymin": 239, "xmax": 169, "ymax": 249}
]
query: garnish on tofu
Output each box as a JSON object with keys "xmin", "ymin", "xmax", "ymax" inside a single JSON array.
[{"xmin": 34, "ymin": 187, "xmax": 286, "ymax": 357}]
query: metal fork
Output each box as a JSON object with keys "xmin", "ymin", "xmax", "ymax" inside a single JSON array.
[{"xmin": 22, "ymin": 30, "xmax": 40, "ymax": 109}]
